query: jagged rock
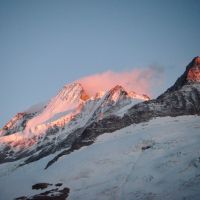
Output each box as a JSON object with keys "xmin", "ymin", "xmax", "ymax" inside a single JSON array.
[
  {"xmin": 15, "ymin": 187, "xmax": 70, "ymax": 200},
  {"xmin": 32, "ymin": 183, "xmax": 52, "ymax": 190},
  {"xmin": 0, "ymin": 112, "xmax": 36, "ymax": 136}
]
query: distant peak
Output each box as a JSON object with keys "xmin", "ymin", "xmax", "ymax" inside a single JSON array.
[
  {"xmin": 193, "ymin": 56, "xmax": 200, "ymax": 65},
  {"xmin": 186, "ymin": 56, "xmax": 200, "ymax": 82},
  {"xmin": 64, "ymin": 82, "xmax": 83, "ymax": 89},
  {"xmin": 105, "ymin": 85, "xmax": 128, "ymax": 102},
  {"xmin": 186, "ymin": 56, "xmax": 200, "ymax": 69},
  {"xmin": 57, "ymin": 82, "xmax": 89, "ymax": 102},
  {"xmin": 158, "ymin": 56, "xmax": 200, "ymax": 97},
  {"xmin": 110, "ymin": 85, "xmax": 126, "ymax": 93}
]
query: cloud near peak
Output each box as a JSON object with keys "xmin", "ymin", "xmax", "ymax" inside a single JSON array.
[{"xmin": 77, "ymin": 66, "xmax": 164, "ymax": 97}]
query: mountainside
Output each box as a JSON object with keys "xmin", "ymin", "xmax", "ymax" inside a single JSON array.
[
  {"xmin": 0, "ymin": 115, "xmax": 200, "ymax": 200},
  {"xmin": 0, "ymin": 57, "xmax": 200, "ymax": 168},
  {"xmin": 0, "ymin": 81, "xmax": 149, "ymax": 165},
  {"xmin": 44, "ymin": 56, "xmax": 200, "ymax": 168},
  {"xmin": 0, "ymin": 57, "xmax": 200, "ymax": 200}
]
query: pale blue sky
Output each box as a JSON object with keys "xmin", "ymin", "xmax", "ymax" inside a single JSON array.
[{"xmin": 0, "ymin": 0, "xmax": 200, "ymax": 126}]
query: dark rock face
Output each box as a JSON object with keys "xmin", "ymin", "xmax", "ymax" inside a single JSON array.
[
  {"xmin": 15, "ymin": 182, "xmax": 70, "ymax": 200},
  {"xmin": 28, "ymin": 187, "xmax": 70, "ymax": 200},
  {"xmin": 55, "ymin": 183, "xmax": 63, "ymax": 187},
  {"xmin": 141, "ymin": 145, "xmax": 152, "ymax": 151},
  {"xmin": 32, "ymin": 183, "xmax": 52, "ymax": 190}
]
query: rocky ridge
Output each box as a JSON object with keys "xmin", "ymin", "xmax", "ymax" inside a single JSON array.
[{"xmin": 45, "ymin": 57, "xmax": 200, "ymax": 168}]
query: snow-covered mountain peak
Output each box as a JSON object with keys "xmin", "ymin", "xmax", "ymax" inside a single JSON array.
[
  {"xmin": 59, "ymin": 82, "xmax": 89, "ymax": 102},
  {"xmin": 110, "ymin": 85, "xmax": 126, "ymax": 92},
  {"xmin": 106, "ymin": 85, "xmax": 150, "ymax": 102},
  {"xmin": 24, "ymin": 82, "xmax": 89, "ymax": 131},
  {"xmin": 0, "ymin": 75, "xmax": 152, "ymax": 163},
  {"xmin": 92, "ymin": 85, "xmax": 129, "ymax": 101},
  {"xmin": 128, "ymin": 91, "xmax": 150, "ymax": 101},
  {"xmin": 104, "ymin": 85, "xmax": 129, "ymax": 103}
]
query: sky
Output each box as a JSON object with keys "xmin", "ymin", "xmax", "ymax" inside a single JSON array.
[{"xmin": 0, "ymin": 0, "xmax": 200, "ymax": 127}]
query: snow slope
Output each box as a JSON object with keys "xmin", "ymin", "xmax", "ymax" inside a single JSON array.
[
  {"xmin": 0, "ymin": 115, "xmax": 200, "ymax": 200},
  {"xmin": 0, "ymin": 83, "xmax": 149, "ymax": 165}
]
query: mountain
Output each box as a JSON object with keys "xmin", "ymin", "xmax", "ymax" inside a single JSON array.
[
  {"xmin": 2, "ymin": 115, "xmax": 199, "ymax": 200},
  {"xmin": 0, "ymin": 82, "xmax": 149, "ymax": 165},
  {"xmin": 0, "ymin": 57, "xmax": 200, "ymax": 200},
  {"xmin": 45, "ymin": 56, "xmax": 200, "ymax": 168}
]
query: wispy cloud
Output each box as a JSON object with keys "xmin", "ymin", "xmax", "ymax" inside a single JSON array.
[{"xmin": 77, "ymin": 66, "xmax": 164, "ymax": 97}]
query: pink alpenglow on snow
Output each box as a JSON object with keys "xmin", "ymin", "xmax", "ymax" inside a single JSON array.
[
  {"xmin": 0, "ymin": 73, "xmax": 153, "ymax": 150},
  {"xmin": 78, "ymin": 68, "xmax": 163, "ymax": 97}
]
